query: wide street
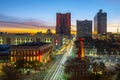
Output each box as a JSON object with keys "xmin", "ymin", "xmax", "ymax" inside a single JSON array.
[{"xmin": 44, "ymin": 42, "xmax": 73, "ymax": 80}]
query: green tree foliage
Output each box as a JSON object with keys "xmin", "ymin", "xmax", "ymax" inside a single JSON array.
[
  {"xmin": 115, "ymin": 63, "xmax": 120, "ymax": 80},
  {"xmin": 64, "ymin": 58, "xmax": 90, "ymax": 80},
  {"xmin": 30, "ymin": 60, "xmax": 42, "ymax": 71},
  {"xmin": 1, "ymin": 64, "xmax": 23, "ymax": 80},
  {"xmin": 15, "ymin": 59, "xmax": 26, "ymax": 72},
  {"xmin": 14, "ymin": 59, "xmax": 43, "ymax": 73}
]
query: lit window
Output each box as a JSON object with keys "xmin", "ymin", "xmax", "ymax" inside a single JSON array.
[
  {"xmin": 30, "ymin": 57, "xmax": 32, "ymax": 61},
  {"xmin": 27, "ymin": 57, "xmax": 29, "ymax": 61},
  {"xmin": 0, "ymin": 38, "xmax": 3, "ymax": 44},
  {"xmin": 37, "ymin": 50, "xmax": 39, "ymax": 53},
  {"xmin": 33, "ymin": 51, "xmax": 36, "ymax": 55},
  {"xmin": 14, "ymin": 51, "xmax": 16, "ymax": 56},
  {"xmin": 24, "ymin": 57, "xmax": 26, "ymax": 60},
  {"xmin": 14, "ymin": 57, "xmax": 16, "ymax": 62},
  {"xmin": 29, "ymin": 38, "xmax": 32, "ymax": 42},
  {"xmin": 33, "ymin": 56, "xmax": 36, "ymax": 60},
  {"xmin": 11, "ymin": 51, "xmax": 13, "ymax": 55},
  {"xmin": 50, "ymin": 39, "xmax": 51, "ymax": 42},
  {"xmin": 10, "ymin": 57, "xmax": 13, "ymax": 62}
]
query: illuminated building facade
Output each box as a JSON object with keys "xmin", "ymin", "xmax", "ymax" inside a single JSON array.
[
  {"xmin": 56, "ymin": 13, "xmax": 71, "ymax": 38},
  {"xmin": 94, "ymin": 9, "xmax": 107, "ymax": 34},
  {"xmin": 0, "ymin": 33, "xmax": 68, "ymax": 49},
  {"xmin": 10, "ymin": 42, "xmax": 53, "ymax": 63},
  {"xmin": 77, "ymin": 20, "xmax": 92, "ymax": 38}
]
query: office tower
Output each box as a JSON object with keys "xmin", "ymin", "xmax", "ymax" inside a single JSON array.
[
  {"xmin": 56, "ymin": 13, "xmax": 71, "ymax": 38},
  {"xmin": 94, "ymin": 9, "xmax": 107, "ymax": 34},
  {"xmin": 77, "ymin": 20, "xmax": 92, "ymax": 38}
]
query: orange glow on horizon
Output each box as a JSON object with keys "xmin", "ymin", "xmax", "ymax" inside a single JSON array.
[
  {"xmin": 0, "ymin": 27, "xmax": 55, "ymax": 33},
  {"xmin": 0, "ymin": 27, "xmax": 76, "ymax": 34}
]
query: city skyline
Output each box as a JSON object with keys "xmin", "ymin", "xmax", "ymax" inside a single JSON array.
[{"xmin": 0, "ymin": 0, "xmax": 120, "ymax": 33}]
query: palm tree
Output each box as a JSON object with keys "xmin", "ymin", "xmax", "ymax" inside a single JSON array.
[{"xmin": 1, "ymin": 64, "xmax": 23, "ymax": 80}]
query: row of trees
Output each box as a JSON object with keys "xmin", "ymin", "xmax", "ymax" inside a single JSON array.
[
  {"xmin": 74, "ymin": 38, "xmax": 120, "ymax": 54},
  {"xmin": 15, "ymin": 59, "xmax": 43, "ymax": 72},
  {"xmin": 64, "ymin": 58, "xmax": 90, "ymax": 80},
  {"xmin": 0, "ymin": 59, "xmax": 43, "ymax": 80},
  {"xmin": 1, "ymin": 64, "xmax": 22, "ymax": 80},
  {"xmin": 63, "ymin": 57, "xmax": 120, "ymax": 80}
]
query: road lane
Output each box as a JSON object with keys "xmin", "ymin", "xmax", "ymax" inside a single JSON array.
[{"xmin": 43, "ymin": 43, "xmax": 73, "ymax": 80}]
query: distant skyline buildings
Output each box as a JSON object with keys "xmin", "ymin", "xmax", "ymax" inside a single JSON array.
[
  {"xmin": 77, "ymin": 20, "xmax": 92, "ymax": 38},
  {"xmin": 56, "ymin": 13, "xmax": 71, "ymax": 37},
  {"xmin": 94, "ymin": 9, "xmax": 107, "ymax": 34},
  {"xmin": 0, "ymin": 0, "xmax": 120, "ymax": 33}
]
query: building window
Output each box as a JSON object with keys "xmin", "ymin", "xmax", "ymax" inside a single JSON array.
[
  {"xmin": 14, "ymin": 57, "xmax": 17, "ymax": 62},
  {"xmin": 33, "ymin": 51, "xmax": 36, "ymax": 55},
  {"xmin": 33, "ymin": 56, "xmax": 36, "ymax": 60},
  {"xmin": 36, "ymin": 51, "xmax": 39, "ymax": 55},
  {"xmin": 14, "ymin": 51, "xmax": 16, "ymax": 56},
  {"xmin": 24, "ymin": 57, "xmax": 26, "ymax": 60},
  {"xmin": 11, "ymin": 51, "xmax": 13, "ymax": 55},
  {"xmin": 30, "ymin": 50, "xmax": 32, "ymax": 55},
  {"xmin": 30, "ymin": 57, "xmax": 32, "ymax": 61},
  {"xmin": 27, "ymin": 57, "xmax": 29, "ymax": 61},
  {"xmin": 10, "ymin": 57, "xmax": 14, "ymax": 62},
  {"xmin": 0, "ymin": 37, "xmax": 3, "ymax": 44},
  {"xmin": 24, "ymin": 51, "xmax": 26, "ymax": 56},
  {"xmin": 27, "ymin": 51, "xmax": 29, "ymax": 55}
]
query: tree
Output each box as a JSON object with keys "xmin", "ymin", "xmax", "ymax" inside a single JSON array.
[
  {"xmin": 30, "ymin": 60, "xmax": 42, "ymax": 72},
  {"xmin": 92, "ymin": 62, "xmax": 99, "ymax": 74},
  {"xmin": 115, "ymin": 63, "xmax": 120, "ymax": 80},
  {"xmin": 14, "ymin": 59, "xmax": 26, "ymax": 72},
  {"xmin": 1, "ymin": 64, "xmax": 23, "ymax": 80},
  {"xmin": 64, "ymin": 58, "xmax": 90, "ymax": 80},
  {"xmin": 46, "ymin": 29, "xmax": 52, "ymax": 35},
  {"xmin": 101, "ymin": 70, "xmax": 114, "ymax": 80},
  {"xmin": 92, "ymin": 62, "xmax": 106, "ymax": 74}
]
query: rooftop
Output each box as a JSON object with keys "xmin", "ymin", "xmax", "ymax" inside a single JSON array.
[
  {"xmin": 17, "ymin": 42, "xmax": 49, "ymax": 46},
  {"xmin": 0, "ymin": 45, "xmax": 10, "ymax": 55}
]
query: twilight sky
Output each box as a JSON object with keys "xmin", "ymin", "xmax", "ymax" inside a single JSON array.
[{"xmin": 0, "ymin": 0, "xmax": 120, "ymax": 33}]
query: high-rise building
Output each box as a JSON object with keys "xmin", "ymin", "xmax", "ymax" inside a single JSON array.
[
  {"xmin": 56, "ymin": 13, "xmax": 71, "ymax": 38},
  {"xmin": 77, "ymin": 20, "xmax": 92, "ymax": 38},
  {"xmin": 94, "ymin": 9, "xmax": 107, "ymax": 34}
]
